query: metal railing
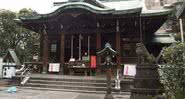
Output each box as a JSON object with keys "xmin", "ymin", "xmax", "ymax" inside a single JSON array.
[{"xmin": 16, "ymin": 64, "xmax": 33, "ymax": 85}]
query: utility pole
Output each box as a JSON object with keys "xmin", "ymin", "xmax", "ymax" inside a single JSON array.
[{"xmin": 180, "ymin": 18, "xmax": 184, "ymax": 43}]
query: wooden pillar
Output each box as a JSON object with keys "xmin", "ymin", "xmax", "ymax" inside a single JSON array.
[
  {"xmin": 96, "ymin": 32, "xmax": 101, "ymax": 66},
  {"xmin": 116, "ymin": 20, "xmax": 121, "ymax": 69},
  {"xmin": 42, "ymin": 33, "xmax": 49, "ymax": 73},
  {"xmin": 96, "ymin": 32, "xmax": 101, "ymax": 76},
  {"xmin": 71, "ymin": 35, "xmax": 74, "ymax": 58},
  {"xmin": 96, "ymin": 22, "xmax": 101, "ymax": 66},
  {"xmin": 116, "ymin": 31, "xmax": 121, "ymax": 69},
  {"xmin": 140, "ymin": 17, "xmax": 144, "ymax": 43},
  {"xmin": 40, "ymin": 34, "xmax": 43, "ymax": 62},
  {"xmin": 60, "ymin": 32, "xmax": 65, "ymax": 74},
  {"xmin": 79, "ymin": 34, "xmax": 82, "ymax": 60},
  {"xmin": 88, "ymin": 36, "xmax": 90, "ymax": 57}
]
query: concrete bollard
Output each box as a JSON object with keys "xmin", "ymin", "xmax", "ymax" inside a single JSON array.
[{"xmin": 0, "ymin": 58, "xmax": 3, "ymax": 78}]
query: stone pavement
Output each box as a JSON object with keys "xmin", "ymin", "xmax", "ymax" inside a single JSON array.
[{"xmin": 0, "ymin": 87, "xmax": 130, "ymax": 99}]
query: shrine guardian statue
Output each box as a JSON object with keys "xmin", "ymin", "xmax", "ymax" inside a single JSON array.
[{"xmin": 136, "ymin": 43, "xmax": 156, "ymax": 64}]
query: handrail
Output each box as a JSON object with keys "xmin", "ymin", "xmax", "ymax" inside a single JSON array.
[
  {"xmin": 16, "ymin": 63, "xmax": 34, "ymax": 85},
  {"xmin": 21, "ymin": 64, "xmax": 33, "ymax": 82},
  {"xmin": 16, "ymin": 64, "xmax": 26, "ymax": 73},
  {"xmin": 21, "ymin": 65, "xmax": 31, "ymax": 77},
  {"xmin": 21, "ymin": 76, "xmax": 30, "ymax": 85}
]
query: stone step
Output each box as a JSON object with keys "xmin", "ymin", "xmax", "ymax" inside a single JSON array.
[
  {"xmin": 20, "ymin": 86, "xmax": 131, "ymax": 95},
  {"xmin": 27, "ymin": 78, "xmax": 131, "ymax": 89},
  {"xmin": 20, "ymin": 74, "xmax": 133, "ymax": 94},
  {"xmin": 25, "ymin": 82, "xmax": 130, "ymax": 92},
  {"xmin": 30, "ymin": 77, "xmax": 110, "ymax": 83},
  {"xmin": 25, "ymin": 82, "xmax": 107, "ymax": 91},
  {"xmin": 28, "ymin": 79, "xmax": 108, "ymax": 87},
  {"xmin": 0, "ymin": 80, "xmax": 9, "ymax": 87},
  {"xmin": 30, "ymin": 77, "xmax": 133, "ymax": 84}
]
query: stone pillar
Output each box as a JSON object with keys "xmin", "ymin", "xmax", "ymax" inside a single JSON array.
[
  {"xmin": 60, "ymin": 32, "xmax": 65, "ymax": 74},
  {"xmin": 42, "ymin": 33, "xmax": 49, "ymax": 74}
]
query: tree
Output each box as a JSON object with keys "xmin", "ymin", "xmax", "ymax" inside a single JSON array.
[
  {"xmin": 16, "ymin": 8, "xmax": 40, "ymax": 62},
  {"xmin": 18, "ymin": 8, "xmax": 38, "ymax": 17},
  {"xmin": 160, "ymin": 43, "xmax": 185, "ymax": 99},
  {"xmin": 0, "ymin": 9, "xmax": 19, "ymax": 55},
  {"xmin": 0, "ymin": 8, "xmax": 39, "ymax": 62}
]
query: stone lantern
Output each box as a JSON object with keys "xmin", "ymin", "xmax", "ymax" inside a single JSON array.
[{"xmin": 97, "ymin": 43, "xmax": 117, "ymax": 99}]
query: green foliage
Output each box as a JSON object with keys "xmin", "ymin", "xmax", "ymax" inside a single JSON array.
[
  {"xmin": 160, "ymin": 43, "xmax": 185, "ymax": 99},
  {"xmin": 18, "ymin": 8, "xmax": 37, "ymax": 17},
  {"xmin": 0, "ymin": 10, "xmax": 18, "ymax": 56},
  {"xmin": 0, "ymin": 8, "xmax": 39, "ymax": 62}
]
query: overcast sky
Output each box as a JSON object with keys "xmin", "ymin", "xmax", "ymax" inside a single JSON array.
[{"xmin": 0, "ymin": 0, "xmax": 67, "ymax": 13}]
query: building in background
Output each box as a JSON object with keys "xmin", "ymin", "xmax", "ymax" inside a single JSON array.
[{"xmin": 146, "ymin": 0, "xmax": 184, "ymax": 34}]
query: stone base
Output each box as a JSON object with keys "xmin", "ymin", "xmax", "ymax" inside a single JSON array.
[
  {"xmin": 131, "ymin": 88, "xmax": 163, "ymax": 94},
  {"xmin": 131, "ymin": 93, "xmax": 155, "ymax": 99},
  {"xmin": 42, "ymin": 66, "xmax": 48, "ymax": 74},
  {"xmin": 130, "ymin": 88, "xmax": 163, "ymax": 99},
  {"xmin": 104, "ymin": 94, "xmax": 114, "ymax": 99},
  {"xmin": 131, "ymin": 64, "xmax": 164, "ymax": 99},
  {"xmin": 131, "ymin": 94, "xmax": 165, "ymax": 99}
]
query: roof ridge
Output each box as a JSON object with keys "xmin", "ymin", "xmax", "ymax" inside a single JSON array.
[{"xmin": 54, "ymin": 0, "xmax": 108, "ymax": 9}]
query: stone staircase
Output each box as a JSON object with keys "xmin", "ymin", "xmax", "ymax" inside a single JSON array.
[
  {"xmin": 0, "ymin": 79, "xmax": 10, "ymax": 87},
  {"xmin": 19, "ymin": 74, "xmax": 133, "ymax": 95}
]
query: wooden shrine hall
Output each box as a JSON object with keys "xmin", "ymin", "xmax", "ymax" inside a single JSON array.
[{"xmin": 15, "ymin": 0, "xmax": 172, "ymax": 75}]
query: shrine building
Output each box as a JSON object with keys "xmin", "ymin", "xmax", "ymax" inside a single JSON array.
[{"xmin": 15, "ymin": 0, "xmax": 173, "ymax": 75}]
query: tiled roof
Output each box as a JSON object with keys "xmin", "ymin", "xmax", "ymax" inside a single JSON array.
[
  {"xmin": 17, "ymin": 0, "xmax": 172, "ymax": 21},
  {"xmin": 176, "ymin": 1, "xmax": 185, "ymax": 18}
]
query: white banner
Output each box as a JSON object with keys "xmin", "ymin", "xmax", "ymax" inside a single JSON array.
[
  {"xmin": 49, "ymin": 63, "xmax": 60, "ymax": 72},
  {"xmin": 123, "ymin": 64, "xmax": 136, "ymax": 76}
]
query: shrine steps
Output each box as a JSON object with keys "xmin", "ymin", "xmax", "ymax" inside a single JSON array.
[
  {"xmin": 0, "ymin": 79, "xmax": 10, "ymax": 87},
  {"xmin": 19, "ymin": 74, "xmax": 133, "ymax": 95}
]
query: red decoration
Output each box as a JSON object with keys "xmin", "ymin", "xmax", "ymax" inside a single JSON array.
[{"xmin": 90, "ymin": 56, "xmax": 96, "ymax": 68}]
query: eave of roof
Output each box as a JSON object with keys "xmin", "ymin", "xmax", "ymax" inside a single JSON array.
[
  {"xmin": 141, "ymin": 9, "xmax": 172, "ymax": 17},
  {"xmin": 152, "ymin": 34, "xmax": 176, "ymax": 44},
  {"xmin": 19, "ymin": 2, "xmax": 115, "ymax": 21},
  {"xmin": 3, "ymin": 49, "xmax": 21, "ymax": 66},
  {"xmin": 18, "ymin": 0, "xmax": 143, "ymax": 21},
  {"xmin": 16, "ymin": 0, "xmax": 172, "ymax": 22},
  {"xmin": 176, "ymin": 1, "xmax": 185, "ymax": 19}
]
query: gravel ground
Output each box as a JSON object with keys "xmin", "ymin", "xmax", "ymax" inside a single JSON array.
[{"xmin": 0, "ymin": 87, "xmax": 130, "ymax": 99}]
